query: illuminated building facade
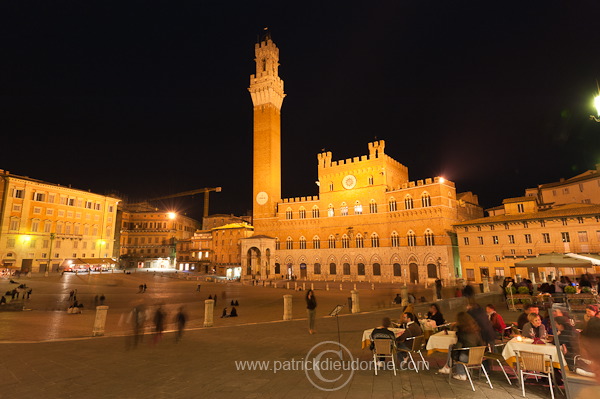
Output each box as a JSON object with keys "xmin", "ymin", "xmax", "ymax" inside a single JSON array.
[
  {"xmin": 119, "ymin": 203, "xmax": 199, "ymax": 269},
  {"xmin": 455, "ymin": 198, "xmax": 600, "ymax": 283},
  {"xmin": 242, "ymin": 36, "xmax": 483, "ymax": 283},
  {"xmin": 0, "ymin": 169, "xmax": 119, "ymax": 273}
]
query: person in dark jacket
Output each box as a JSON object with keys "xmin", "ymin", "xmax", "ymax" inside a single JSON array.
[
  {"xmin": 371, "ymin": 317, "xmax": 396, "ymax": 361},
  {"xmin": 306, "ymin": 289, "xmax": 317, "ymax": 334},
  {"xmin": 462, "ymin": 284, "xmax": 475, "ymax": 298},
  {"xmin": 439, "ymin": 312, "xmax": 485, "ymax": 380},
  {"xmin": 427, "ymin": 303, "xmax": 445, "ymax": 326},
  {"xmin": 555, "ymin": 316, "xmax": 580, "ymax": 370},
  {"xmin": 395, "ymin": 312, "xmax": 423, "ymax": 365},
  {"xmin": 467, "ymin": 302, "xmax": 496, "ymax": 347},
  {"xmin": 516, "ymin": 304, "xmax": 539, "ymax": 331}
]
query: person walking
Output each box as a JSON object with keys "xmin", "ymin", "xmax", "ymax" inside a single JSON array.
[
  {"xmin": 153, "ymin": 305, "xmax": 165, "ymax": 344},
  {"xmin": 435, "ymin": 278, "xmax": 443, "ymax": 300},
  {"xmin": 175, "ymin": 307, "xmax": 187, "ymax": 342},
  {"xmin": 306, "ymin": 289, "xmax": 317, "ymax": 334}
]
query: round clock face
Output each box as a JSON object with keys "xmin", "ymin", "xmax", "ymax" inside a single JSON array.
[
  {"xmin": 342, "ymin": 175, "xmax": 357, "ymax": 190},
  {"xmin": 256, "ymin": 191, "xmax": 269, "ymax": 205}
]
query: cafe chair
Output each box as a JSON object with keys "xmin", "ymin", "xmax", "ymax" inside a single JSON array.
[
  {"xmin": 397, "ymin": 335, "xmax": 428, "ymax": 373},
  {"xmin": 514, "ymin": 350, "xmax": 560, "ymax": 399},
  {"xmin": 449, "ymin": 346, "xmax": 493, "ymax": 391},
  {"xmin": 372, "ymin": 338, "xmax": 397, "ymax": 376},
  {"xmin": 483, "ymin": 345, "xmax": 515, "ymax": 385}
]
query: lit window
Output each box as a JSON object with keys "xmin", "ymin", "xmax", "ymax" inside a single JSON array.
[
  {"xmin": 389, "ymin": 198, "xmax": 397, "ymax": 212},
  {"xmin": 421, "ymin": 193, "xmax": 431, "ymax": 207}
]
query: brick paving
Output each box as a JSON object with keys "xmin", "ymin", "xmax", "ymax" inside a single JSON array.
[{"xmin": 0, "ymin": 273, "xmax": 559, "ymax": 398}]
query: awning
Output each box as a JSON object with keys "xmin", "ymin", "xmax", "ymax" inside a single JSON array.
[
  {"xmin": 69, "ymin": 258, "xmax": 118, "ymax": 265},
  {"xmin": 565, "ymin": 253, "xmax": 600, "ymax": 265},
  {"xmin": 514, "ymin": 253, "xmax": 593, "ymax": 268}
]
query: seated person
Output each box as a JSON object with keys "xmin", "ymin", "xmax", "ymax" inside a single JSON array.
[
  {"xmin": 485, "ymin": 304, "xmax": 506, "ymax": 337},
  {"xmin": 221, "ymin": 307, "xmax": 228, "ymax": 318},
  {"xmin": 370, "ymin": 317, "xmax": 396, "ymax": 359},
  {"xmin": 521, "ymin": 313, "xmax": 547, "ymax": 340},
  {"xmin": 554, "ymin": 316, "xmax": 580, "ymax": 371},
  {"xmin": 427, "ymin": 303, "xmax": 445, "ymax": 326},
  {"xmin": 583, "ymin": 305, "xmax": 598, "ymax": 330},
  {"xmin": 516, "ymin": 304, "xmax": 539, "ymax": 331},
  {"xmin": 229, "ymin": 307, "xmax": 238, "ymax": 317},
  {"xmin": 393, "ymin": 294, "xmax": 402, "ymax": 304},
  {"xmin": 438, "ymin": 312, "xmax": 486, "ymax": 380},
  {"xmin": 395, "ymin": 312, "xmax": 423, "ymax": 365}
]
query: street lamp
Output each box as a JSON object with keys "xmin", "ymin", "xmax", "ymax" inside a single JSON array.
[{"xmin": 590, "ymin": 93, "xmax": 600, "ymax": 122}]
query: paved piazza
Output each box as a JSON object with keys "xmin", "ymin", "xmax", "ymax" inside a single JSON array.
[{"xmin": 0, "ymin": 272, "xmax": 556, "ymax": 398}]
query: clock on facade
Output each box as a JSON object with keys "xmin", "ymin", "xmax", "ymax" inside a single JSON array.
[
  {"xmin": 342, "ymin": 175, "xmax": 357, "ymax": 190},
  {"xmin": 256, "ymin": 191, "xmax": 269, "ymax": 205}
]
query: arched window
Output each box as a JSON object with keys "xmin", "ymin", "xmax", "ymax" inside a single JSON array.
[
  {"xmin": 343, "ymin": 263, "xmax": 351, "ymax": 275},
  {"xmin": 354, "ymin": 201, "xmax": 362, "ymax": 215},
  {"xmin": 275, "ymin": 237, "xmax": 280, "ymax": 250},
  {"xmin": 329, "ymin": 182, "xmax": 334, "ymax": 191},
  {"xmin": 312, "ymin": 206, "xmax": 320, "ymax": 218},
  {"xmin": 357, "ymin": 263, "xmax": 366, "ymax": 275},
  {"xmin": 373, "ymin": 263, "xmax": 381, "ymax": 276},
  {"xmin": 424, "ymin": 230, "xmax": 435, "ymax": 246},
  {"xmin": 329, "ymin": 263, "xmax": 337, "ymax": 275},
  {"xmin": 371, "ymin": 233, "xmax": 380, "ymax": 248},
  {"xmin": 313, "ymin": 263, "xmax": 321, "ymax": 274},
  {"xmin": 427, "ymin": 263, "xmax": 438, "ymax": 278},
  {"xmin": 299, "ymin": 236, "xmax": 306, "ymax": 249},
  {"xmin": 393, "ymin": 263, "xmax": 401, "ymax": 276},
  {"xmin": 421, "ymin": 192, "xmax": 431, "ymax": 207},
  {"xmin": 369, "ymin": 199, "xmax": 377, "ymax": 214},
  {"xmin": 340, "ymin": 202, "xmax": 348, "ymax": 216},
  {"xmin": 368, "ymin": 175, "xmax": 374, "ymax": 185},
  {"xmin": 407, "ymin": 231, "xmax": 416, "ymax": 247},
  {"xmin": 328, "ymin": 204, "xmax": 335, "ymax": 217},
  {"xmin": 299, "ymin": 207, "xmax": 306, "ymax": 219},
  {"xmin": 286, "ymin": 236, "xmax": 293, "ymax": 250},
  {"xmin": 342, "ymin": 234, "xmax": 350, "ymax": 248},
  {"xmin": 328, "ymin": 235, "xmax": 336, "ymax": 249},
  {"xmin": 405, "ymin": 195, "xmax": 414, "ymax": 210},
  {"xmin": 285, "ymin": 207, "xmax": 293, "ymax": 220},
  {"xmin": 355, "ymin": 234, "xmax": 364, "ymax": 248},
  {"xmin": 275, "ymin": 263, "xmax": 281, "ymax": 274},
  {"xmin": 389, "ymin": 197, "xmax": 397, "ymax": 212},
  {"xmin": 312, "ymin": 236, "xmax": 320, "ymax": 249},
  {"xmin": 391, "ymin": 231, "xmax": 400, "ymax": 247}
]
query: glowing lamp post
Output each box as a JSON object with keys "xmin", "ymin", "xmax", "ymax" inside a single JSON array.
[{"xmin": 590, "ymin": 95, "xmax": 600, "ymax": 122}]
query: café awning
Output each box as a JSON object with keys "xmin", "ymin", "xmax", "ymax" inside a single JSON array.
[
  {"xmin": 514, "ymin": 253, "xmax": 593, "ymax": 268},
  {"xmin": 565, "ymin": 253, "xmax": 600, "ymax": 265}
]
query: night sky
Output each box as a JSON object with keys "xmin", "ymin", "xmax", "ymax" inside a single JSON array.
[{"xmin": 2, "ymin": 1, "xmax": 600, "ymax": 221}]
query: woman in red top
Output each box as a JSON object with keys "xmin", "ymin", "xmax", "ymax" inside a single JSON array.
[{"xmin": 486, "ymin": 304, "xmax": 506, "ymax": 337}]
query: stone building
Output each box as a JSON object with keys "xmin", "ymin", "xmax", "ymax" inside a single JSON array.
[
  {"xmin": 0, "ymin": 169, "xmax": 119, "ymax": 273},
  {"xmin": 525, "ymin": 165, "xmax": 600, "ymax": 206},
  {"xmin": 241, "ymin": 35, "xmax": 483, "ymax": 283},
  {"xmin": 455, "ymin": 197, "xmax": 600, "ymax": 283},
  {"xmin": 119, "ymin": 203, "xmax": 200, "ymax": 269}
]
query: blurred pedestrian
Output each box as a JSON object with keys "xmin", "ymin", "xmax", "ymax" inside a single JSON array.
[
  {"xmin": 175, "ymin": 307, "xmax": 187, "ymax": 342},
  {"xmin": 306, "ymin": 289, "xmax": 317, "ymax": 334},
  {"xmin": 99, "ymin": 294, "xmax": 105, "ymax": 305},
  {"xmin": 435, "ymin": 278, "xmax": 443, "ymax": 300},
  {"xmin": 153, "ymin": 305, "xmax": 165, "ymax": 344},
  {"xmin": 143, "ymin": 284, "xmax": 147, "ymax": 293}
]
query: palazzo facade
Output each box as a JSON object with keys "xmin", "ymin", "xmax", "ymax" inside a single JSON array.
[{"xmin": 241, "ymin": 36, "xmax": 483, "ymax": 283}]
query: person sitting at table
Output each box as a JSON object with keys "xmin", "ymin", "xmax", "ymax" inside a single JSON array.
[
  {"xmin": 485, "ymin": 304, "xmax": 506, "ymax": 337},
  {"xmin": 438, "ymin": 311, "xmax": 486, "ymax": 380},
  {"xmin": 370, "ymin": 317, "xmax": 396, "ymax": 362},
  {"xmin": 427, "ymin": 303, "xmax": 445, "ymax": 327},
  {"xmin": 516, "ymin": 304, "xmax": 539, "ymax": 331},
  {"xmin": 521, "ymin": 312, "xmax": 547, "ymax": 341},
  {"xmin": 395, "ymin": 312, "xmax": 423, "ymax": 366},
  {"xmin": 554, "ymin": 316, "xmax": 580, "ymax": 371},
  {"xmin": 583, "ymin": 305, "xmax": 599, "ymax": 329}
]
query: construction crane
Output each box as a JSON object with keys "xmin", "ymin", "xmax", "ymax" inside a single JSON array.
[{"xmin": 138, "ymin": 187, "xmax": 222, "ymax": 218}]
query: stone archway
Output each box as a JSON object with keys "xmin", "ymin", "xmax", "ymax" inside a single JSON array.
[
  {"xmin": 246, "ymin": 247, "xmax": 261, "ymax": 277},
  {"xmin": 409, "ymin": 263, "xmax": 419, "ymax": 283}
]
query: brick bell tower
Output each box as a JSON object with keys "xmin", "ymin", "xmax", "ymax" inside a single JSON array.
[{"xmin": 249, "ymin": 32, "xmax": 285, "ymax": 226}]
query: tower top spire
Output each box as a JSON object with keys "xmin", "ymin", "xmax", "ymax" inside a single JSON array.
[
  {"xmin": 249, "ymin": 33, "xmax": 285, "ymax": 110},
  {"xmin": 260, "ymin": 27, "xmax": 271, "ymax": 43}
]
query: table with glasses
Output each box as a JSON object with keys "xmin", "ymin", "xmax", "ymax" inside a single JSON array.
[
  {"xmin": 361, "ymin": 328, "xmax": 405, "ymax": 349},
  {"xmin": 425, "ymin": 330, "xmax": 457, "ymax": 354},
  {"xmin": 501, "ymin": 337, "xmax": 563, "ymax": 368}
]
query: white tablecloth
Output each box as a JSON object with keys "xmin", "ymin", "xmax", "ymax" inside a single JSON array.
[
  {"xmin": 426, "ymin": 330, "xmax": 457, "ymax": 353},
  {"xmin": 501, "ymin": 338, "xmax": 562, "ymax": 367},
  {"xmin": 362, "ymin": 328, "xmax": 405, "ymax": 349}
]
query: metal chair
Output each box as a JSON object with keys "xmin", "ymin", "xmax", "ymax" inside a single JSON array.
[
  {"xmin": 372, "ymin": 338, "xmax": 397, "ymax": 376},
  {"xmin": 483, "ymin": 344, "xmax": 516, "ymax": 385},
  {"xmin": 449, "ymin": 346, "xmax": 493, "ymax": 391},
  {"xmin": 514, "ymin": 350, "xmax": 560, "ymax": 399},
  {"xmin": 397, "ymin": 335, "xmax": 428, "ymax": 373}
]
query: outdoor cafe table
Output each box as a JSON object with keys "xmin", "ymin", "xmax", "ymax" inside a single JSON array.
[
  {"xmin": 501, "ymin": 337, "xmax": 563, "ymax": 368},
  {"xmin": 361, "ymin": 328, "xmax": 405, "ymax": 349},
  {"xmin": 425, "ymin": 330, "xmax": 457, "ymax": 354}
]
